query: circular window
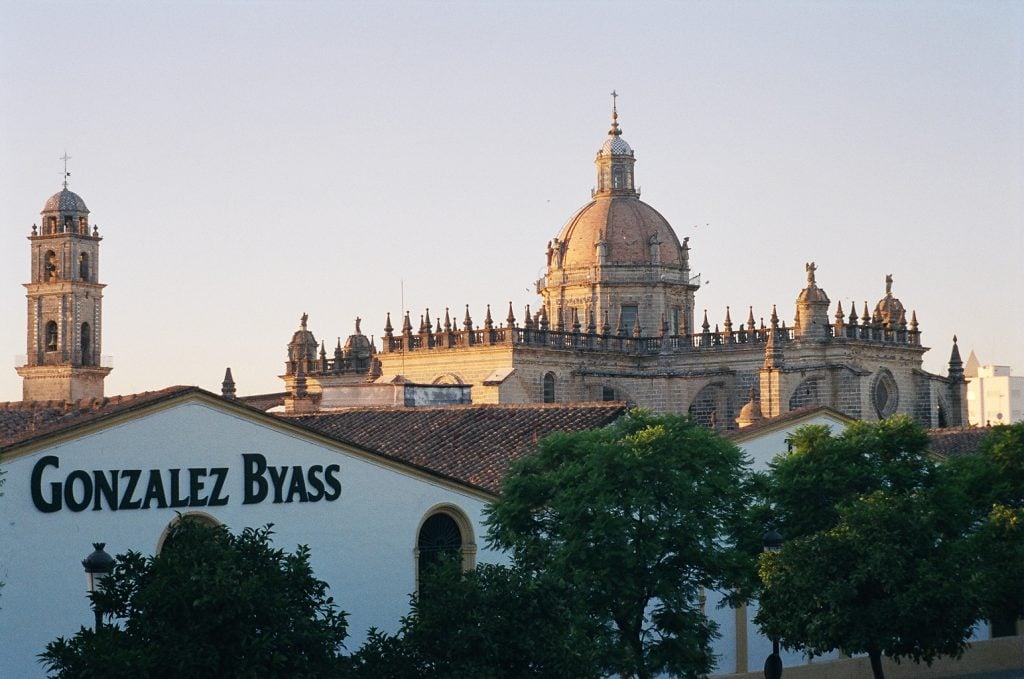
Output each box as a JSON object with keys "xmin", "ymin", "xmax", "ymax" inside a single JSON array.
[{"xmin": 873, "ymin": 370, "xmax": 899, "ymax": 419}]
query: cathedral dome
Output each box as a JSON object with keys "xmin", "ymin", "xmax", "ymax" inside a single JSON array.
[
  {"xmin": 873, "ymin": 274, "xmax": 906, "ymax": 327},
  {"xmin": 736, "ymin": 390, "xmax": 765, "ymax": 428},
  {"xmin": 343, "ymin": 318, "xmax": 374, "ymax": 358},
  {"xmin": 288, "ymin": 314, "xmax": 319, "ymax": 362},
  {"xmin": 42, "ymin": 189, "xmax": 89, "ymax": 214},
  {"xmin": 874, "ymin": 295, "xmax": 906, "ymax": 327},
  {"xmin": 554, "ymin": 196, "xmax": 684, "ymax": 269},
  {"xmin": 600, "ymin": 135, "xmax": 633, "ymax": 156}
]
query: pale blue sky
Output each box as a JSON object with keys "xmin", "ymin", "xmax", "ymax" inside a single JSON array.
[{"xmin": 1, "ymin": 0, "xmax": 1021, "ymax": 400}]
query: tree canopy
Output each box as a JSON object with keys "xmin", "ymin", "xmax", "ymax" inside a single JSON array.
[
  {"xmin": 348, "ymin": 558, "xmax": 601, "ymax": 678},
  {"xmin": 40, "ymin": 519, "xmax": 348, "ymax": 678},
  {"xmin": 947, "ymin": 421, "xmax": 1024, "ymax": 632},
  {"xmin": 757, "ymin": 416, "xmax": 980, "ymax": 679},
  {"xmin": 484, "ymin": 410, "xmax": 754, "ymax": 679}
]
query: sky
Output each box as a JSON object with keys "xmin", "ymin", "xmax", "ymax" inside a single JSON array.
[{"xmin": 1, "ymin": 0, "xmax": 1021, "ymax": 402}]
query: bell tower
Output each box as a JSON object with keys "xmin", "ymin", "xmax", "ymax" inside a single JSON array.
[{"xmin": 16, "ymin": 171, "xmax": 111, "ymax": 401}]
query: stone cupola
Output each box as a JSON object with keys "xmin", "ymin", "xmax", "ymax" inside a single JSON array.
[{"xmin": 538, "ymin": 94, "xmax": 699, "ymax": 339}]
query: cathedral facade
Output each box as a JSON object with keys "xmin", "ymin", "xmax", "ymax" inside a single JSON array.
[{"xmin": 285, "ymin": 104, "xmax": 966, "ymax": 429}]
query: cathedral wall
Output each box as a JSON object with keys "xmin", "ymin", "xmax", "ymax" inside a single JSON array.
[{"xmin": 377, "ymin": 345, "xmax": 515, "ymax": 402}]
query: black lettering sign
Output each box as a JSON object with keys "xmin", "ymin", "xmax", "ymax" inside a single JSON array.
[
  {"xmin": 31, "ymin": 453, "xmax": 342, "ymax": 512},
  {"xmin": 31, "ymin": 456, "xmax": 61, "ymax": 513},
  {"xmin": 268, "ymin": 465, "xmax": 289, "ymax": 504},
  {"xmin": 142, "ymin": 470, "xmax": 168, "ymax": 509},
  {"xmin": 285, "ymin": 466, "xmax": 308, "ymax": 503},
  {"xmin": 188, "ymin": 468, "xmax": 208, "ymax": 507},
  {"xmin": 168, "ymin": 468, "xmax": 190, "ymax": 508},
  {"xmin": 64, "ymin": 470, "xmax": 92, "ymax": 512},
  {"xmin": 242, "ymin": 453, "xmax": 268, "ymax": 504},
  {"xmin": 208, "ymin": 467, "xmax": 229, "ymax": 506},
  {"xmin": 306, "ymin": 465, "xmax": 325, "ymax": 502},
  {"xmin": 93, "ymin": 470, "xmax": 118, "ymax": 511},
  {"xmin": 119, "ymin": 469, "xmax": 143, "ymax": 510},
  {"xmin": 323, "ymin": 464, "xmax": 342, "ymax": 501}
]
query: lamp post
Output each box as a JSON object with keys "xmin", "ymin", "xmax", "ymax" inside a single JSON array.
[
  {"xmin": 82, "ymin": 542, "xmax": 115, "ymax": 631},
  {"xmin": 762, "ymin": 527, "xmax": 784, "ymax": 679}
]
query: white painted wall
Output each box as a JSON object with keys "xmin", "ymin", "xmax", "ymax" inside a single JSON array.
[{"xmin": 0, "ymin": 399, "xmax": 504, "ymax": 678}]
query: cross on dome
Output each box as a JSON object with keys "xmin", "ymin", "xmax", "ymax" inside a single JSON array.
[
  {"xmin": 609, "ymin": 89, "xmax": 622, "ymax": 136},
  {"xmin": 60, "ymin": 152, "xmax": 72, "ymax": 189}
]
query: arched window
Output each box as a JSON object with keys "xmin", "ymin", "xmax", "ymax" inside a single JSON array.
[
  {"xmin": 45, "ymin": 321, "xmax": 58, "ymax": 352},
  {"xmin": 872, "ymin": 369, "xmax": 899, "ymax": 419},
  {"xmin": 45, "ymin": 250, "xmax": 58, "ymax": 281},
  {"xmin": 418, "ymin": 514, "xmax": 461, "ymax": 571},
  {"xmin": 81, "ymin": 323, "xmax": 91, "ymax": 365},
  {"xmin": 415, "ymin": 507, "xmax": 475, "ymax": 591},
  {"xmin": 156, "ymin": 512, "xmax": 221, "ymax": 554},
  {"xmin": 612, "ymin": 164, "xmax": 624, "ymax": 189},
  {"xmin": 79, "ymin": 253, "xmax": 89, "ymax": 281},
  {"xmin": 789, "ymin": 377, "xmax": 823, "ymax": 411},
  {"xmin": 688, "ymin": 382, "xmax": 725, "ymax": 430},
  {"xmin": 543, "ymin": 372, "xmax": 556, "ymax": 403}
]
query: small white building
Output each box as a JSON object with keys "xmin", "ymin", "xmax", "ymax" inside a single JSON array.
[{"xmin": 965, "ymin": 352, "xmax": 1024, "ymax": 426}]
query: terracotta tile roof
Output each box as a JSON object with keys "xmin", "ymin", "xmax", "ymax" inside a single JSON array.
[
  {"xmin": 281, "ymin": 402, "xmax": 628, "ymax": 494},
  {"xmin": 0, "ymin": 387, "xmax": 199, "ymax": 451},
  {"xmin": 926, "ymin": 427, "xmax": 992, "ymax": 459}
]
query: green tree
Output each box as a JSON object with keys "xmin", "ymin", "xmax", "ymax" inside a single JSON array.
[
  {"xmin": 484, "ymin": 410, "xmax": 754, "ymax": 679},
  {"xmin": 40, "ymin": 520, "xmax": 348, "ymax": 678},
  {"xmin": 949, "ymin": 422, "xmax": 1024, "ymax": 633},
  {"xmin": 757, "ymin": 416, "xmax": 979, "ymax": 679},
  {"xmin": 348, "ymin": 558, "xmax": 601, "ymax": 677}
]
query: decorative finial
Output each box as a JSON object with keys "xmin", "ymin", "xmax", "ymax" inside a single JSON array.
[
  {"xmin": 221, "ymin": 367, "xmax": 236, "ymax": 399},
  {"xmin": 60, "ymin": 152, "xmax": 72, "ymax": 189},
  {"xmin": 609, "ymin": 89, "xmax": 622, "ymax": 136}
]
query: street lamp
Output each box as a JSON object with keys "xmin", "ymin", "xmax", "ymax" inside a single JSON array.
[
  {"xmin": 82, "ymin": 542, "xmax": 115, "ymax": 631},
  {"xmin": 762, "ymin": 527, "xmax": 784, "ymax": 679}
]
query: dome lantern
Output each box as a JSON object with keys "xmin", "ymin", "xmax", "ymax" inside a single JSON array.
[{"xmin": 595, "ymin": 91, "xmax": 637, "ymax": 197}]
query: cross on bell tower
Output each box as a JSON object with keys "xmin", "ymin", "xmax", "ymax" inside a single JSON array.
[{"xmin": 16, "ymin": 166, "xmax": 111, "ymax": 401}]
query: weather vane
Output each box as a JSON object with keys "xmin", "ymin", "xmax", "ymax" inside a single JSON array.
[{"xmin": 60, "ymin": 152, "xmax": 72, "ymax": 189}]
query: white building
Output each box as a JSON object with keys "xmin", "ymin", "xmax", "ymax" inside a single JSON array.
[
  {"xmin": 0, "ymin": 389, "xmax": 503, "ymax": 678},
  {"xmin": 965, "ymin": 351, "xmax": 1024, "ymax": 426},
  {"xmin": 0, "ymin": 387, "xmax": 630, "ymax": 678}
]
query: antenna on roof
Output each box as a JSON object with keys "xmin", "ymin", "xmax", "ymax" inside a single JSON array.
[{"xmin": 60, "ymin": 151, "xmax": 72, "ymax": 189}]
